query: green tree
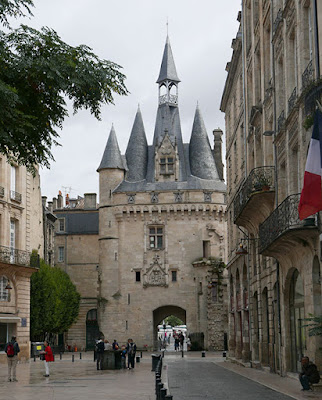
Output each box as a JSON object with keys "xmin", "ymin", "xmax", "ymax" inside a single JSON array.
[
  {"xmin": 30, "ymin": 259, "xmax": 80, "ymax": 340},
  {"xmin": 303, "ymin": 314, "xmax": 322, "ymax": 337},
  {"xmin": 164, "ymin": 315, "xmax": 184, "ymax": 327},
  {"xmin": 0, "ymin": 0, "xmax": 128, "ymax": 172}
]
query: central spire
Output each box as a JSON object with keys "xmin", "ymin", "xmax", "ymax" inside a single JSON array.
[{"xmin": 156, "ymin": 36, "xmax": 180, "ymax": 84}]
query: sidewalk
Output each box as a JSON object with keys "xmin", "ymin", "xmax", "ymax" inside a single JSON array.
[
  {"xmin": 161, "ymin": 352, "xmax": 321, "ymax": 400},
  {"xmin": 0, "ymin": 352, "xmax": 155, "ymax": 400}
]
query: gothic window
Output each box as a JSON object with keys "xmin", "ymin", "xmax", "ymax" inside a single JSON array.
[
  {"xmin": 160, "ymin": 157, "xmax": 174, "ymax": 175},
  {"xmin": 151, "ymin": 192, "xmax": 159, "ymax": 203},
  {"xmin": 0, "ymin": 276, "xmax": 9, "ymax": 301},
  {"xmin": 149, "ymin": 226, "xmax": 163, "ymax": 249},
  {"xmin": 128, "ymin": 194, "xmax": 136, "ymax": 204},
  {"xmin": 211, "ymin": 282, "xmax": 218, "ymax": 303}
]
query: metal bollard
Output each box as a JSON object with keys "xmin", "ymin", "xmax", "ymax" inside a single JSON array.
[
  {"xmin": 80, "ymin": 352, "xmax": 82, "ymax": 360},
  {"xmin": 165, "ymin": 396, "xmax": 173, "ymax": 400},
  {"xmin": 202, "ymin": 351, "xmax": 206, "ymax": 357},
  {"xmin": 160, "ymin": 388, "xmax": 167, "ymax": 400},
  {"xmin": 60, "ymin": 352, "xmax": 62, "ymax": 360},
  {"xmin": 141, "ymin": 351, "xmax": 143, "ymax": 358},
  {"xmin": 155, "ymin": 378, "xmax": 161, "ymax": 393},
  {"xmin": 136, "ymin": 356, "xmax": 140, "ymax": 363},
  {"xmin": 182, "ymin": 349, "xmax": 184, "ymax": 358},
  {"xmin": 34, "ymin": 355, "xmax": 36, "ymax": 362},
  {"xmin": 222, "ymin": 351, "xmax": 226, "ymax": 358},
  {"xmin": 72, "ymin": 354, "xmax": 74, "ymax": 362},
  {"xmin": 157, "ymin": 382, "xmax": 163, "ymax": 400}
]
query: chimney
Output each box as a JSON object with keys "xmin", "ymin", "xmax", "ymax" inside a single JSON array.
[
  {"xmin": 213, "ymin": 129, "xmax": 224, "ymax": 181},
  {"xmin": 66, "ymin": 193, "xmax": 70, "ymax": 206},
  {"xmin": 84, "ymin": 193, "xmax": 97, "ymax": 209},
  {"xmin": 42, "ymin": 196, "xmax": 47, "ymax": 208},
  {"xmin": 47, "ymin": 201, "xmax": 53, "ymax": 212},
  {"xmin": 57, "ymin": 191, "xmax": 63, "ymax": 209},
  {"xmin": 53, "ymin": 197, "xmax": 57, "ymax": 210}
]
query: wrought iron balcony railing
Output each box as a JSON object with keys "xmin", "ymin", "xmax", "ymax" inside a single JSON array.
[
  {"xmin": 0, "ymin": 245, "xmax": 39, "ymax": 268},
  {"xmin": 0, "ymin": 186, "xmax": 4, "ymax": 197},
  {"xmin": 304, "ymin": 82, "xmax": 322, "ymax": 117},
  {"xmin": 277, "ymin": 110, "xmax": 285, "ymax": 132},
  {"xmin": 259, "ymin": 193, "xmax": 317, "ymax": 253},
  {"xmin": 288, "ymin": 87, "xmax": 297, "ymax": 114},
  {"xmin": 234, "ymin": 166, "xmax": 275, "ymax": 222},
  {"xmin": 10, "ymin": 190, "xmax": 22, "ymax": 203},
  {"xmin": 302, "ymin": 60, "xmax": 314, "ymax": 90}
]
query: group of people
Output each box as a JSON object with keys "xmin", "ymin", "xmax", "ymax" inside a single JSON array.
[
  {"xmin": 174, "ymin": 332, "xmax": 185, "ymax": 351},
  {"xmin": 95, "ymin": 338, "xmax": 137, "ymax": 370}
]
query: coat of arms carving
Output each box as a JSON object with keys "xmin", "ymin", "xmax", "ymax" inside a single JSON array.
[{"xmin": 143, "ymin": 254, "xmax": 168, "ymax": 287}]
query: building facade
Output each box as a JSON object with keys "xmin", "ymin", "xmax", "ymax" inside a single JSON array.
[
  {"xmin": 221, "ymin": 0, "xmax": 322, "ymax": 375},
  {"xmin": 96, "ymin": 36, "xmax": 228, "ymax": 351},
  {"xmin": 0, "ymin": 158, "xmax": 43, "ymax": 362}
]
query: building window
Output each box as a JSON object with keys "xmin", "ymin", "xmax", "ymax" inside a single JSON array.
[
  {"xmin": 0, "ymin": 323, "xmax": 15, "ymax": 352},
  {"xmin": 149, "ymin": 226, "xmax": 163, "ymax": 249},
  {"xmin": 171, "ymin": 271, "xmax": 177, "ymax": 282},
  {"xmin": 0, "ymin": 276, "xmax": 9, "ymax": 301},
  {"xmin": 211, "ymin": 282, "xmax": 218, "ymax": 303},
  {"xmin": 203, "ymin": 241, "xmax": 210, "ymax": 258},
  {"xmin": 135, "ymin": 271, "xmax": 141, "ymax": 282},
  {"xmin": 160, "ymin": 157, "xmax": 174, "ymax": 175},
  {"xmin": 58, "ymin": 218, "xmax": 65, "ymax": 232},
  {"xmin": 58, "ymin": 246, "xmax": 65, "ymax": 262}
]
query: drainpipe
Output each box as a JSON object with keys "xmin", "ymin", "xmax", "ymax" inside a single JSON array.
[
  {"xmin": 241, "ymin": 0, "xmax": 248, "ymax": 180},
  {"xmin": 271, "ymin": 0, "xmax": 283, "ymax": 377},
  {"xmin": 313, "ymin": 0, "xmax": 320, "ymax": 78}
]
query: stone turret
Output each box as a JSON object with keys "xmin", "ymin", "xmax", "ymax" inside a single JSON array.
[
  {"xmin": 125, "ymin": 106, "xmax": 148, "ymax": 182},
  {"xmin": 189, "ymin": 105, "xmax": 219, "ymax": 180}
]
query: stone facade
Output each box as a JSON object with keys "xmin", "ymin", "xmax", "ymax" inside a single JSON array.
[
  {"xmin": 221, "ymin": 0, "xmax": 322, "ymax": 375},
  {"xmin": 0, "ymin": 157, "xmax": 43, "ymax": 362}
]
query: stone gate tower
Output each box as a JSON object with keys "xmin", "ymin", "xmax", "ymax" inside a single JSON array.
[{"xmin": 97, "ymin": 36, "xmax": 227, "ymax": 350}]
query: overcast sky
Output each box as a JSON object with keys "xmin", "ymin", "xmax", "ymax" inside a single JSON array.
[{"xmin": 16, "ymin": 0, "xmax": 241, "ymax": 202}]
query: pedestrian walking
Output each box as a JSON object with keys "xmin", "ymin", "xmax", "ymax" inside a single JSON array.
[
  {"xmin": 126, "ymin": 338, "xmax": 136, "ymax": 369},
  {"xmin": 40, "ymin": 340, "xmax": 54, "ymax": 377},
  {"xmin": 299, "ymin": 356, "xmax": 320, "ymax": 391},
  {"xmin": 95, "ymin": 338, "xmax": 105, "ymax": 370},
  {"xmin": 5, "ymin": 335, "xmax": 20, "ymax": 382}
]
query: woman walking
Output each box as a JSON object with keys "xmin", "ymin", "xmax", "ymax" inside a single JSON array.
[{"xmin": 41, "ymin": 340, "xmax": 54, "ymax": 377}]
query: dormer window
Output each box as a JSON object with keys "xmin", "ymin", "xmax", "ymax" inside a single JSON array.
[{"xmin": 160, "ymin": 157, "xmax": 174, "ymax": 175}]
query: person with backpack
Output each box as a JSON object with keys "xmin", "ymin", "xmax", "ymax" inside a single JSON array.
[
  {"xmin": 95, "ymin": 338, "xmax": 105, "ymax": 370},
  {"xmin": 126, "ymin": 338, "xmax": 136, "ymax": 369},
  {"xmin": 5, "ymin": 335, "xmax": 20, "ymax": 382}
]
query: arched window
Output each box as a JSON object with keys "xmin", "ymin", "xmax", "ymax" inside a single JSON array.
[{"xmin": 0, "ymin": 276, "xmax": 9, "ymax": 301}]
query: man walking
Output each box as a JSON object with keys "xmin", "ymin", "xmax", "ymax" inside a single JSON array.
[{"xmin": 5, "ymin": 336, "xmax": 20, "ymax": 382}]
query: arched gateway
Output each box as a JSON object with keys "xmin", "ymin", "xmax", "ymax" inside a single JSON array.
[{"xmin": 96, "ymin": 36, "xmax": 227, "ymax": 351}]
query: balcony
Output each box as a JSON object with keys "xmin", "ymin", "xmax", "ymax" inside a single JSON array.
[
  {"xmin": 0, "ymin": 186, "xmax": 4, "ymax": 197},
  {"xmin": 277, "ymin": 110, "xmax": 285, "ymax": 133},
  {"xmin": 10, "ymin": 190, "xmax": 22, "ymax": 203},
  {"xmin": 305, "ymin": 82, "xmax": 322, "ymax": 117},
  {"xmin": 302, "ymin": 60, "xmax": 314, "ymax": 91},
  {"xmin": 234, "ymin": 166, "xmax": 275, "ymax": 229},
  {"xmin": 259, "ymin": 193, "xmax": 318, "ymax": 256},
  {"xmin": 288, "ymin": 87, "xmax": 297, "ymax": 115},
  {"xmin": 0, "ymin": 245, "xmax": 39, "ymax": 268}
]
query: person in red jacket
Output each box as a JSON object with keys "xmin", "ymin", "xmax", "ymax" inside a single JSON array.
[{"xmin": 41, "ymin": 340, "xmax": 54, "ymax": 377}]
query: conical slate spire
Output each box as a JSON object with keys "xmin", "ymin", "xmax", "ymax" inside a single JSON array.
[
  {"xmin": 189, "ymin": 106, "xmax": 219, "ymax": 180},
  {"xmin": 156, "ymin": 36, "xmax": 180, "ymax": 84},
  {"xmin": 125, "ymin": 107, "xmax": 148, "ymax": 181},
  {"xmin": 97, "ymin": 125, "xmax": 124, "ymax": 171}
]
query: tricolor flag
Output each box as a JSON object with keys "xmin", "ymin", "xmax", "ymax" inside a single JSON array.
[{"xmin": 298, "ymin": 109, "xmax": 322, "ymax": 220}]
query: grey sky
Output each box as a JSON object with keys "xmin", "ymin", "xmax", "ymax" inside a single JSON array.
[{"xmin": 18, "ymin": 0, "xmax": 241, "ymax": 201}]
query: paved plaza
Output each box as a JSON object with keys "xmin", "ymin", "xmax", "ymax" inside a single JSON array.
[{"xmin": 0, "ymin": 352, "xmax": 320, "ymax": 400}]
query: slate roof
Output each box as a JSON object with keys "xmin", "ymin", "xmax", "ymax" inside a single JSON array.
[
  {"xmin": 97, "ymin": 125, "xmax": 124, "ymax": 171},
  {"xmin": 156, "ymin": 36, "xmax": 180, "ymax": 84},
  {"xmin": 189, "ymin": 106, "xmax": 220, "ymax": 180},
  {"xmin": 125, "ymin": 107, "xmax": 148, "ymax": 182}
]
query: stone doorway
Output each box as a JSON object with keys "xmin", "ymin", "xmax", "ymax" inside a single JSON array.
[{"xmin": 153, "ymin": 305, "xmax": 186, "ymax": 350}]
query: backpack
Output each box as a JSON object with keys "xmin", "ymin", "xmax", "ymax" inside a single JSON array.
[
  {"xmin": 7, "ymin": 343, "xmax": 14, "ymax": 357},
  {"xmin": 128, "ymin": 344, "xmax": 135, "ymax": 356},
  {"xmin": 95, "ymin": 341, "xmax": 104, "ymax": 353}
]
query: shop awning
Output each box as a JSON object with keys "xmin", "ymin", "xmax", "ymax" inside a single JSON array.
[{"xmin": 0, "ymin": 314, "xmax": 21, "ymax": 323}]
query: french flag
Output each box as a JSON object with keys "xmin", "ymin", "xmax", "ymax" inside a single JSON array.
[{"xmin": 298, "ymin": 109, "xmax": 322, "ymax": 220}]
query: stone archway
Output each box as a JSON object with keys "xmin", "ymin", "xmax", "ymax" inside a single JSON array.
[{"xmin": 153, "ymin": 305, "xmax": 186, "ymax": 350}]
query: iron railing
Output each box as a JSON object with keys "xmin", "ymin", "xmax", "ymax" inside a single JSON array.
[
  {"xmin": 288, "ymin": 87, "xmax": 297, "ymax": 114},
  {"xmin": 302, "ymin": 60, "xmax": 314, "ymax": 90},
  {"xmin": 304, "ymin": 83, "xmax": 322, "ymax": 117},
  {"xmin": 273, "ymin": 8, "xmax": 283, "ymax": 33},
  {"xmin": 234, "ymin": 166, "xmax": 275, "ymax": 222},
  {"xmin": 0, "ymin": 245, "xmax": 39, "ymax": 268},
  {"xmin": 277, "ymin": 110, "xmax": 285, "ymax": 132},
  {"xmin": 10, "ymin": 190, "xmax": 22, "ymax": 203},
  {"xmin": 0, "ymin": 186, "xmax": 4, "ymax": 197},
  {"xmin": 159, "ymin": 94, "xmax": 178, "ymax": 106},
  {"xmin": 259, "ymin": 193, "xmax": 317, "ymax": 253}
]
